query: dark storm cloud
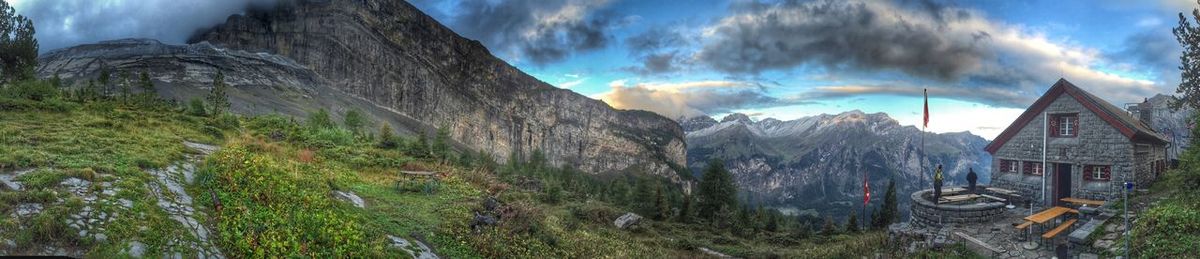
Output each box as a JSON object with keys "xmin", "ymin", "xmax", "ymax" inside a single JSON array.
[
  {"xmin": 622, "ymin": 26, "xmax": 691, "ymax": 74},
  {"xmin": 14, "ymin": 0, "xmax": 278, "ymax": 53},
  {"xmin": 1112, "ymin": 30, "xmax": 1181, "ymax": 71},
  {"xmin": 789, "ymin": 84, "xmax": 1033, "ymax": 108},
  {"xmin": 451, "ymin": 0, "xmax": 615, "ymax": 65},
  {"xmin": 696, "ymin": 0, "xmax": 992, "ymax": 80}
]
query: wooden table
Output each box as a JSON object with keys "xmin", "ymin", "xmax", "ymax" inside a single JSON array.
[
  {"xmin": 1024, "ymin": 206, "xmax": 1073, "ymax": 224},
  {"xmin": 1060, "ymin": 197, "xmax": 1105, "ymax": 207}
]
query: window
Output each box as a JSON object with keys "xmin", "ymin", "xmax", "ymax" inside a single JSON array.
[
  {"xmin": 1049, "ymin": 114, "xmax": 1079, "ymax": 137},
  {"xmin": 1059, "ymin": 116, "xmax": 1075, "ymax": 136},
  {"xmin": 1025, "ymin": 162, "xmax": 1043, "ymax": 175},
  {"xmin": 1084, "ymin": 165, "xmax": 1111, "ymax": 181},
  {"xmin": 1001, "ymin": 160, "xmax": 1019, "ymax": 173}
]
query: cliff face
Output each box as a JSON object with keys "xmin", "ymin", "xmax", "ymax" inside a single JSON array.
[
  {"xmin": 36, "ymin": 38, "xmax": 431, "ymax": 132},
  {"xmin": 685, "ymin": 111, "xmax": 991, "ymax": 217},
  {"xmin": 188, "ymin": 0, "xmax": 687, "ymax": 179}
]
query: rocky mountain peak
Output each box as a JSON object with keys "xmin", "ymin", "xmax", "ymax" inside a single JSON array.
[
  {"xmin": 721, "ymin": 113, "xmax": 754, "ymax": 124},
  {"xmin": 184, "ymin": 0, "xmax": 688, "ymax": 180},
  {"xmin": 680, "ymin": 115, "xmax": 719, "ymax": 132}
]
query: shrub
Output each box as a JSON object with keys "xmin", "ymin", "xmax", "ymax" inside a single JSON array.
[
  {"xmin": 187, "ymin": 98, "xmax": 207, "ymax": 117},
  {"xmin": 1, "ymin": 79, "xmax": 59, "ymax": 101},
  {"xmin": 209, "ymin": 112, "xmax": 240, "ymax": 130},
  {"xmin": 301, "ymin": 128, "xmax": 355, "ymax": 148},
  {"xmin": 306, "ymin": 108, "xmax": 335, "ymax": 130}
]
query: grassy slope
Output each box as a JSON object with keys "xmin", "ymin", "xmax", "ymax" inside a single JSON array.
[
  {"xmin": 0, "ymin": 99, "xmax": 221, "ymax": 257},
  {"xmin": 0, "ymin": 83, "xmax": 973, "ymax": 258}
]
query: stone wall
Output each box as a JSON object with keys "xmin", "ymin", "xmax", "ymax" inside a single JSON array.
[
  {"xmin": 909, "ymin": 190, "xmax": 1006, "ymax": 228},
  {"xmin": 990, "ymin": 94, "xmax": 1137, "ymax": 202}
]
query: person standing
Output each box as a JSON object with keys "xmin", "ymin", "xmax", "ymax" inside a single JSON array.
[
  {"xmin": 933, "ymin": 164, "xmax": 944, "ymax": 203},
  {"xmin": 966, "ymin": 168, "xmax": 978, "ymax": 193}
]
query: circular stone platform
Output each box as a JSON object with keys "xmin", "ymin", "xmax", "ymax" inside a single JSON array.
[{"xmin": 910, "ymin": 188, "xmax": 1008, "ymax": 227}]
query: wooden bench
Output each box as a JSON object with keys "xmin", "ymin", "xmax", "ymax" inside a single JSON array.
[
  {"xmin": 1041, "ymin": 218, "xmax": 1078, "ymax": 239},
  {"xmin": 939, "ymin": 194, "xmax": 981, "ymax": 203},
  {"xmin": 980, "ymin": 194, "xmax": 1007, "ymax": 202},
  {"xmin": 1060, "ymin": 197, "xmax": 1105, "ymax": 207},
  {"xmin": 1015, "ymin": 221, "xmax": 1033, "ymax": 230},
  {"xmin": 400, "ymin": 171, "xmax": 438, "ymax": 177}
]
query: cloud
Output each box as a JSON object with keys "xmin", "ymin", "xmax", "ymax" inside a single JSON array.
[
  {"xmin": 12, "ymin": 0, "xmax": 278, "ymax": 53},
  {"xmin": 557, "ymin": 78, "xmax": 586, "ymax": 88},
  {"xmin": 622, "ymin": 26, "xmax": 692, "ymax": 74},
  {"xmin": 449, "ymin": 0, "xmax": 616, "ymax": 65},
  {"xmin": 691, "ymin": 0, "xmax": 1167, "ymax": 107},
  {"xmin": 596, "ymin": 80, "xmax": 814, "ymax": 119},
  {"xmin": 792, "ymin": 84, "xmax": 1033, "ymax": 108},
  {"xmin": 696, "ymin": 0, "xmax": 991, "ymax": 79}
]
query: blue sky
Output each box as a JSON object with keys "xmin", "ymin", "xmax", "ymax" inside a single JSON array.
[
  {"xmin": 10, "ymin": 0, "xmax": 1193, "ymax": 139},
  {"xmin": 405, "ymin": 0, "xmax": 1192, "ymax": 139}
]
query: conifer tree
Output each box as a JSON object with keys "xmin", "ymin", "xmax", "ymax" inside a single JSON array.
[
  {"xmin": 0, "ymin": 1, "xmax": 38, "ymax": 83},
  {"xmin": 654, "ymin": 184, "xmax": 669, "ymax": 220},
  {"xmin": 342, "ymin": 109, "xmax": 366, "ymax": 134},
  {"xmin": 820, "ymin": 216, "xmax": 838, "ymax": 236},
  {"xmin": 206, "ymin": 71, "xmax": 229, "ymax": 117},
  {"xmin": 845, "ymin": 213, "xmax": 859, "ymax": 233},
  {"xmin": 138, "ymin": 71, "xmax": 154, "ymax": 102},
  {"xmin": 432, "ymin": 126, "xmax": 450, "ymax": 161},
  {"xmin": 678, "ymin": 195, "xmax": 693, "ymax": 223},
  {"xmin": 378, "ymin": 123, "xmax": 397, "ymax": 149},
  {"xmin": 697, "ymin": 159, "xmax": 737, "ymax": 224},
  {"xmin": 119, "ymin": 71, "xmax": 131, "ymax": 103}
]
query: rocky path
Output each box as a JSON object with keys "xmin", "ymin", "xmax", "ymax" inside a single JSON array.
[
  {"xmin": 143, "ymin": 141, "xmax": 223, "ymax": 258},
  {"xmin": 0, "ymin": 141, "xmax": 225, "ymax": 258}
]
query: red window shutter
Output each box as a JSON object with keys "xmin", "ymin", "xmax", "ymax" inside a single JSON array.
[
  {"xmin": 1083, "ymin": 165, "xmax": 1093, "ymax": 180},
  {"xmin": 1071, "ymin": 116, "xmax": 1080, "ymax": 136},
  {"xmin": 1048, "ymin": 115, "xmax": 1059, "ymax": 136},
  {"xmin": 1102, "ymin": 166, "xmax": 1111, "ymax": 180},
  {"xmin": 1023, "ymin": 161, "xmax": 1032, "ymax": 174}
]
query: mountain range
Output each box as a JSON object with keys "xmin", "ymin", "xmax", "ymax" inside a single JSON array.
[{"xmin": 683, "ymin": 111, "xmax": 992, "ymax": 217}]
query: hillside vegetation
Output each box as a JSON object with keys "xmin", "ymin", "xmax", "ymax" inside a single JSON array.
[{"xmin": 0, "ymin": 77, "xmax": 985, "ymax": 258}]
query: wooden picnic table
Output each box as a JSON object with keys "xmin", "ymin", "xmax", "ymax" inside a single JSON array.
[
  {"xmin": 1060, "ymin": 197, "xmax": 1104, "ymax": 207},
  {"xmin": 1023, "ymin": 206, "xmax": 1074, "ymax": 224}
]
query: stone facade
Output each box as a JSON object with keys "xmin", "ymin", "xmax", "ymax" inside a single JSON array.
[{"xmin": 990, "ymin": 88, "xmax": 1167, "ymax": 203}]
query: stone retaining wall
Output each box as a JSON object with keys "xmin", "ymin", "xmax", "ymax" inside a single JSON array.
[{"xmin": 909, "ymin": 190, "xmax": 1007, "ymax": 228}]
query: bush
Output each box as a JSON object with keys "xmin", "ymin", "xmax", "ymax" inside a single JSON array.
[
  {"xmin": 1, "ymin": 79, "xmax": 59, "ymax": 101},
  {"xmin": 246, "ymin": 114, "xmax": 300, "ymax": 140},
  {"xmin": 301, "ymin": 128, "xmax": 355, "ymax": 148},
  {"xmin": 187, "ymin": 98, "xmax": 207, "ymax": 117},
  {"xmin": 306, "ymin": 108, "xmax": 335, "ymax": 130},
  {"xmin": 209, "ymin": 112, "xmax": 240, "ymax": 130}
]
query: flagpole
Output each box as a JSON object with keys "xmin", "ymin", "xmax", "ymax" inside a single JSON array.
[{"xmin": 1041, "ymin": 111, "xmax": 1047, "ymax": 207}]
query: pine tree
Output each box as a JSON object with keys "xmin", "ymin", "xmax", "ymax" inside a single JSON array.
[
  {"xmin": 342, "ymin": 109, "xmax": 366, "ymax": 134},
  {"xmin": 874, "ymin": 179, "xmax": 899, "ymax": 229},
  {"xmin": 378, "ymin": 123, "xmax": 397, "ymax": 148},
  {"xmin": 654, "ymin": 184, "xmax": 669, "ymax": 220},
  {"xmin": 119, "ymin": 71, "xmax": 131, "ymax": 103},
  {"xmin": 98, "ymin": 66, "xmax": 111, "ymax": 96},
  {"xmin": 697, "ymin": 159, "xmax": 737, "ymax": 224},
  {"xmin": 138, "ymin": 71, "xmax": 154, "ymax": 102},
  {"xmin": 820, "ymin": 216, "xmax": 838, "ymax": 236},
  {"xmin": 845, "ymin": 213, "xmax": 859, "ymax": 233},
  {"xmin": 678, "ymin": 195, "xmax": 693, "ymax": 223},
  {"xmin": 415, "ymin": 133, "xmax": 430, "ymax": 158},
  {"xmin": 1175, "ymin": 7, "xmax": 1200, "ymax": 110},
  {"xmin": 432, "ymin": 126, "xmax": 450, "ymax": 161},
  {"xmin": 206, "ymin": 71, "xmax": 229, "ymax": 117}
]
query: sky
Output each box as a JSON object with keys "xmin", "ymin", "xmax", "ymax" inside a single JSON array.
[{"xmin": 9, "ymin": 0, "xmax": 1195, "ymax": 140}]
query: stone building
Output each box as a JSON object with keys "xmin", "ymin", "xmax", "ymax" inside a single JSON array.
[{"xmin": 985, "ymin": 79, "xmax": 1169, "ymax": 204}]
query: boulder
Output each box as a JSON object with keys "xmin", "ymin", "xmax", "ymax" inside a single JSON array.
[
  {"xmin": 614, "ymin": 212, "xmax": 643, "ymax": 229},
  {"xmin": 332, "ymin": 191, "xmax": 366, "ymax": 208},
  {"xmin": 470, "ymin": 212, "xmax": 498, "ymax": 234}
]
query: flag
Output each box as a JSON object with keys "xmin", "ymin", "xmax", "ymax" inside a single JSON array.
[
  {"xmin": 863, "ymin": 172, "xmax": 871, "ymax": 205},
  {"xmin": 923, "ymin": 89, "xmax": 929, "ymax": 128}
]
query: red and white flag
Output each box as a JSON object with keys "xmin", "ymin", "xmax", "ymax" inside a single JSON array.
[
  {"xmin": 923, "ymin": 89, "xmax": 929, "ymax": 128},
  {"xmin": 863, "ymin": 172, "xmax": 871, "ymax": 205}
]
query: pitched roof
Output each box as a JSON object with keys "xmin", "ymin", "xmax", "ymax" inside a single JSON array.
[{"xmin": 984, "ymin": 79, "xmax": 1168, "ymax": 154}]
